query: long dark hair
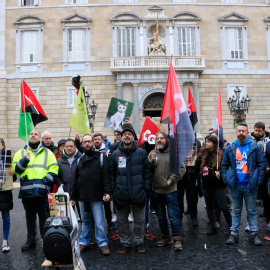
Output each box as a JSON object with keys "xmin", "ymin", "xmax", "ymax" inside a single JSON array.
[
  {"xmin": 0, "ymin": 138, "xmax": 6, "ymax": 150},
  {"xmin": 198, "ymin": 135, "xmax": 223, "ymax": 173}
]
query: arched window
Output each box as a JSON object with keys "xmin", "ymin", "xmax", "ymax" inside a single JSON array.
[{"xmin": 143, "ymin": 93, "xmax": 164, "ymax": 117}]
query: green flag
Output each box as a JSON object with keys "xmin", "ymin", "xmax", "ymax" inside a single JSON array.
[
  {"xmin": 18, "ymin": 109, "xmax": 34, "ymax": 141},
  {"xmin": 69, "ymin": 81, "xmax": 91, "ymax": 134}
]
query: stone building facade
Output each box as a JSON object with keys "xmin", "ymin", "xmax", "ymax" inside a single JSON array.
[{"xmin": 1, "ymin": 0, "xmax": 270, "ymax": 151}]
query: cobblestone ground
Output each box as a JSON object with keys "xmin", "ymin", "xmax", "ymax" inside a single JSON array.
[{"xmin": 0, "ymin": 187, "xmax": 270, "ymax": 270}]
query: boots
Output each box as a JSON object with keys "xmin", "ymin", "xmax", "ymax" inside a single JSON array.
[
  {"xmin": 173, "ymin": 236, "xmax": 182, "ymax": 251},
  {"xmin": 226, "ymin": 234, "xmax": 239, "ymax": 245},
  {"xmin": 156, "ymin": 235, "xmax": 173, "ymax": 247},
  {"xmin": 207, "ymin": 226, "xmax": 218, "ymax": 236},
  {"xmin": 249, "ymin": 232, "xmax": 262, "ymax": 246}
]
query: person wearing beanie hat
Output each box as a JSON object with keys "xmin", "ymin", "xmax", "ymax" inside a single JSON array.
[
  {"xmin": 109, "ymin": 127, "xmax": 152, "ymax": 254},
  {"xmin": 55, "ymin": 139, "xmax": 66, "ymax": 160}
]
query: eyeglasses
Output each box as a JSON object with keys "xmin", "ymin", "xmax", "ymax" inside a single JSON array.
[{"xmin": 123, "ymin": 132, "xmax": 133, "ymax": 136}]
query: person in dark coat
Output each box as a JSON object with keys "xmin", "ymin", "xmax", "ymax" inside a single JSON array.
[
  {"xmin": 0, "ymin": 138, "xmax": 16, "ymax": 252},
  {"xmin": 70, "ymin": 134, "xmax": 111, "ymax": 256},
  {"xmin": 109, "ymin": 126, "xmax": 152, "ymax": 254}
]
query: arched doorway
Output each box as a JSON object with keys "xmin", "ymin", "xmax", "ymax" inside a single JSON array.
[{"xmin": 142, "ymin": 93, "xmax": 164, "ymax": 117}]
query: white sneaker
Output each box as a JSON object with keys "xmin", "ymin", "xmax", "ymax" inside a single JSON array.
[
  {"xmin": 111, "ymin": 214, "xmax": 117, "ymax": 223},
  {"xmin": 128, "ymin": 213, "xmax": 133, "ymax": 222},
  {"xmin": 245, "ymin": 224, "xmax": 250, "ymax": 232},
  {"xmin": 2, "ymin": 239, "xmax": 10, "ymax": 253}
]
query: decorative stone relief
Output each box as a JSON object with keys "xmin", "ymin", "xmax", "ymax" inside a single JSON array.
[{"xmin": 147, "ymin": 25, "xmax": 166, "ymax": 56}]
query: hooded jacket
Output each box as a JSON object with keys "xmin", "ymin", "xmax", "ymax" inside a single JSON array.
[
  {"xmin": 221, "ymin": 138, "xmax": 265, "ymax": 190},
  {"xmin": 109, "ymin": 141, "xmax": 152, "ymax": 209},
  {"xmin": 57, "ymin": 149, "xmax": 82, "ymax": 194}
]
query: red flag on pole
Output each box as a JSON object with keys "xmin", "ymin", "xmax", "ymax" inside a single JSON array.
[
  {"xmin": 160, "ymin": 57, "xmax": 195, "ymax": 175},
  {"xmin": 137, "ymin": 117, "xmax": 159, "ymax": 147},
  {"xmin": 187, "ymin": 87, "xmax": 198, "ymax": 130},
  {"xmin": 21, "ymin": 79, "xmax": 48, "ymax": 126},
  {"xmin": 215, "ymin": 87, "xmax": 224, "ymax": 141}
]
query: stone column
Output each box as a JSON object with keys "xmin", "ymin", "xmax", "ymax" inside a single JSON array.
[
  {"xmin": 116, "ymin": 82, "xmax": 123, "ymax": 99},
  {"xmin": 193, "ymin": 81, "xmax": 201, "ymax": 133},
  {"xmin": 132, "ymin": 81, "xmax": 140, "ymax": 135}
]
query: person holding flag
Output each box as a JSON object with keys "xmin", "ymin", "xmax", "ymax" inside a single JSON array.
[
  {"xmin": 221, "ymin": 123, "xmax": 265, "ymax": 246},
  {"xmin": 12, "ymin": 129, "xmax": 59, "ymax": 251}
]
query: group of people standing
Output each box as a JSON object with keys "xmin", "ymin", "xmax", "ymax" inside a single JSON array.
[{"xmin": 0, "ymin": 120, "xmax": 269, "ymax": 257}]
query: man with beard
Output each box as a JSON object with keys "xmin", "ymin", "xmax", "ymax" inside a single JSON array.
[
  {"xmin": 109, "ymin": 126, "xmax": 152, "ymax": 254},
  {"xmin": 148, "ymin": 132, "xmax": 184, "ymax": 251},
  {"xmin": 70, "ymin": 134, "xmax": 111, "ymax": 255},
  {"xmin": 221, "ymin": 123, "xmax": 265, "ymax": 245},
  {"xmin": 12, "ymin": 129, "xmax": 59, "ymax": 251},
  {"xmin": 93, "ymin": 133, "xmax": 107, "ymax": 153}
]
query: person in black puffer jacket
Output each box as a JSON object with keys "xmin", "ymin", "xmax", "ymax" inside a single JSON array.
[
  {"xmin": 195, "ymin": 135, "xmax": 232, "ymax": 236},
  {"xmin": 109, "ymin": 126, "xmax": 152, "ymax": 254}
]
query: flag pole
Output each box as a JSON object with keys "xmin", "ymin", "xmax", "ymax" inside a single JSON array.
[
  {"xmin": 68, "ymin": 127, "xmax": 72, "ymax": 139},
  {"xmin": 22, "ymin": 79, "xmax": 29, "ymax": 147},
  {"xmin": 217, "ymin": 124, "xmax": 219, "ymax": 170}
]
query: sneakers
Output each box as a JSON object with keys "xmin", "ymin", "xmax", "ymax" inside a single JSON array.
[
  {"xmin": 117, "ymin": 245, "xmax": 131, "ymax": 254},
  {"xmin": 264, "ymin": 236, "xmax": 270, "ymax": 241},
  {"xmin": 156, "ymin": 235, "xmax": 173, "ymax": 247},
  {"xmin": 100, "ymin": 245, "xmax": 110, "ymax": 256},
  {"xmin": 2, "ymin": 240, "xmax": 10, "ymax": 253},
  {"xmin": 111, "ymin": 230, "xmax": 119, "ymax": 241},
  {"xmin": 144, "ymin": 230, "xmax": 156, "ymax": 240},
  {"xmin": 245, "ymin": 224, "xmax": 250, "ymax": 232},
  {"xmin": 21, "ymin": 240, "xmax": 36, "ymax": 251},
  {"xmin": 128, "ymin": 213, "xmax": 133, "ymax": 222},
  {"xmin": 226, "ymin": 234, "xmax": 239, "ymax": 245},
  {"xmin": 135, "ymin": 244, "xmax": 146, "ymax": 253},
  {"xmin": 173, "ymin": 236, "xmax": 182, "ymax": 251},
  {"xmin": 111, "ymin": 214, "xmax": 117, "ymax": 223},
  {"xmin": 249, "ymin": 233, "xmax": 262, "ymax": 246}
]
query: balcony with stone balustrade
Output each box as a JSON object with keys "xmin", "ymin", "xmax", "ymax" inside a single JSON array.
[{"xmin": 110, "ymin": 56, "xmax": 206, "ymax": 73}]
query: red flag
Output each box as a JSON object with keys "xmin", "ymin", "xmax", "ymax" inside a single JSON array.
[
  {"xmin": 187, "ymin": 87, "xmax": 198, "ymax": 129},
  {"xmin": 160, "ymin": 57, "xmax": 195, "ymax": 175},
  {"xmin": 137, "ymin": 117, "xmax": 159, "ymax": 147},
  {"xmin": 215, "ymin": 87, "xmax": 224, "ymax": 141},
  {"xmin": 21, "ymin": 79, "xmax": 48, "ymax": 126}
]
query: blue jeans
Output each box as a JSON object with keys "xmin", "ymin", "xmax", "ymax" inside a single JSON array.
[
  {"xmin": 230, "ymin": 185, "xmax": 258, "ymax": 234},
  {"xmin": 79, "ymin": 201, "xmax": 108, "ymax": 248},
  {"xmin": 153, "ymin": 191, "xmax": 181, "ymax": 236},
  {"xmin": 2, "ymin": 211, "xmax": 10, "ymax": 240}
]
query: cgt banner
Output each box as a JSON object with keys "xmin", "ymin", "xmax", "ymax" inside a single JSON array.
[{"xmin": 137, "ymin": 117, "xmax": 159, "ymax": 147}]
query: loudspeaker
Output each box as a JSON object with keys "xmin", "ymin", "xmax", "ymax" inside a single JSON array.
[{"xmin": 43, "ymin": 217, "xmax": 72, "ymax": 265}]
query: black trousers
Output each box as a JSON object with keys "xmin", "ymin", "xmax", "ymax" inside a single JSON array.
[
  {"xmin": 259, "ymin": 183, "xmax": 270, "ymax": 223},
  {"xmin": 104, "ymin": 200, "xmax": 112, "ymax": 224},
  {"xmin": 202, "ymin": 187, "xmax": 232, "ymax": 228},
  {"xmin": 177, "ymin": 167, "xmax": 198, "ymax": 219},
  {"xmin": 22, "ymin": 197, "xmax": 50, "ymax": 241}
]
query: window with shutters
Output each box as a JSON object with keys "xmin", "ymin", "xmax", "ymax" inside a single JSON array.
[
  {"xmin": 67, "ymin": 87, "xmax": 77, "ymax": 108},
  {"xmin": 14, "ymin": 15, "xmax": 44, "ymax": 73},
  {"xmin": 61, "ymin": 14, "xmax": 92, "ymax": 71},
  {"xmin": 117, "ymin": 27, "xmax": 135, "ymax": 57},
  {"xmin": 226, "ymin": 28, "xmax": 243, "ymax": 60},
  {"xmin": 68, "ymin": 29, "xmax": 86, "ymax": 61},
  {"xmin": 178, "ymin": 27, "xmax": 196, "ymax": 56},
  {"xmin": 20, "ymin": 0, "xmax": 40, "ymax": 6},
  {"xmin": 21, "ymin": 31, "xmax": 38, "ymax": 63}
]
